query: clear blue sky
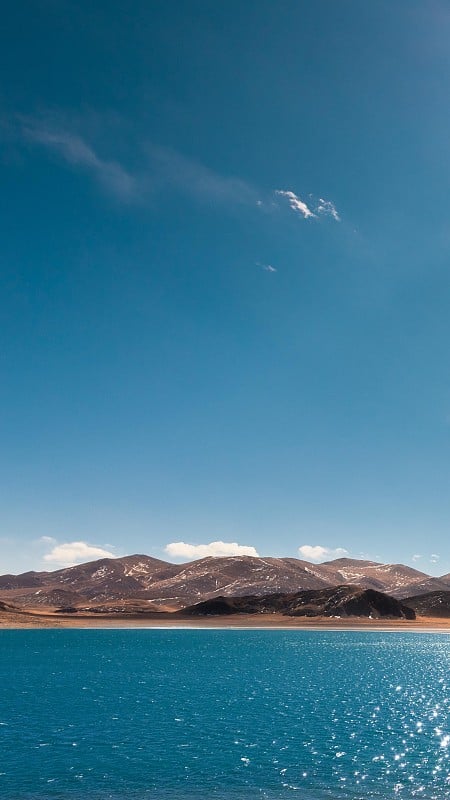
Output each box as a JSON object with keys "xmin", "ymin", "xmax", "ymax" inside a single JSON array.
[{"xmin": 1, "ymin": 0, "xmax": 450, "ymax": 575}]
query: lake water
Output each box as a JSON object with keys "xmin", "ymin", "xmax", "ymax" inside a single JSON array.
[{"xmin": 1, "ymin": 629, "xmax": 449, "ymax": 799}]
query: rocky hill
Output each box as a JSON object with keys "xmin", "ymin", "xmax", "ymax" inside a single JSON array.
[
  {"xmin": 0, "ymin": 554, "xmax": 448, "ymax": 610},
  {"xmin": 402, "ymin": 591, "xmax": 450, "ymax": 618},
  {"xmin": 180, "ymin": 586, "xmax": 416, "ymax": 619}
]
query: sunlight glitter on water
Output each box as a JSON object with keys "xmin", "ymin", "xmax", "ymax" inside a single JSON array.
[{"xmin": 1, "ymin": 630, "xmax": 450, "ymax": 799}]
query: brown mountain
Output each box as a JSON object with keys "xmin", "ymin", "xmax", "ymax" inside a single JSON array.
[
  {"xmin": 0, "ymin": 555, "xmax": 332, "ymax": 609},
  {"xmin": 0, "ymin": 554, "xmax": 446, "ymax": 610},
  {"xmin": 392, "ymin": 576, "xmax": 450, "ymax": 599},
  {"xmin": 0, "ymin": 555, "xmax": 178, "ymax": 605},
  {"xmin": 180, "ymin": 586, "xmax": 416, "ymax": 620},
  {"xmin": 316, "ymin": 558, "xmax": 432, "ymax": 595},
  {"xmin": 137, "ymin": 556, "xmax": 334, "ymax": 607}
]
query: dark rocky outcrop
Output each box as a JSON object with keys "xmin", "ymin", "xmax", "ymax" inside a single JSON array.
[
  {"xmin": 403, "ymin": 591, "xmax": 450, "ymax": 618},
  {"xmin": 180, "ymin": 585, "xmax": 416, "ymax": 619}
]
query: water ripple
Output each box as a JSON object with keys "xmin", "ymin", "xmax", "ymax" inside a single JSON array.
[{"xmin": 0, "ymin": 629, "xmax": 449, "ymax": 799}]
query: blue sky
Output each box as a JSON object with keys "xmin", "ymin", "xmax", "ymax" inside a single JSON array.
[{"xmin": 1, "ymin": 0, "xmax": 450, "ymax": 575}]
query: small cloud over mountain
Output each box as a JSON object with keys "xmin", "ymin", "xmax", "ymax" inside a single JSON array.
[
  {"xmin": 165, "ymin": 540, "xmax": 259, "ymax": 560},
  {"xmin": 43, "ymin": 540, "xmax": 117, "ymax": 567},
  {"xmin": 298, "ymin": 544, "xmax": 348, "ymax": 563}
]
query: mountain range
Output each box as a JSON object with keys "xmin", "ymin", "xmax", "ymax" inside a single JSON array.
[{"xmin": 0, "ymin": 554, "xmax": 449, "ymax": 612}]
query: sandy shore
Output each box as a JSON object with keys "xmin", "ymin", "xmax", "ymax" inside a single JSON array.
[{"xmin": 1, "ymin": 608, "xmax": 450, "ymax": 632}]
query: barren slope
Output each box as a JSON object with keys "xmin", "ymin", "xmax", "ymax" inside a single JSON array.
[{"xmin": 0, "ymin": 553, "xmax": 446, "ymax": 610}]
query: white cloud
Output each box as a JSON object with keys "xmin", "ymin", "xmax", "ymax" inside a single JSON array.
[
  {"xmin": 430, "ymin": 553, "xmax": 440, "ymax": 563},
  {"xmin": 412, "ymin": 554, "xmax": 423, "ymax": 562},
  {"xmin": 165, "ymin": 540, "xmax": 259, "ymax": 560},
  {"xmin": 275, "ymin": 189, "xmax": 316, "ymax": 219},
  {"xmin": 43, "ymin": 540, "xmax": 117, "ymax": 567},
  {"xmin": 298, "ymin": 544, "xmax": 348, "ymax": 563},
  {"xmin": 315, "ymin": 197, "xmax": 340, "ymax": 221},
  {"xmin": 39, "ymin": 535, "xmax": 57, "ymax": 544},
  {"xmin": 275, "ymin": 190, "xmax": 341, "ymax": 223}
]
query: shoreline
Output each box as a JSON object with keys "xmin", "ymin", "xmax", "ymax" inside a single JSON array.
[{"xmin": 1, "ymin": 609, "xmax": 450, "ymax": 632}]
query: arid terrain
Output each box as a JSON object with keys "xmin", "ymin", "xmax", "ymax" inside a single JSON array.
[
  {"xmin": 1, "ymin": 604, "xmax": 450, "ymax": 631},
  {"xmin": 1, "ymin": 554, "xmax": 450, "ymax": 629},
  {"xmin": 1, "ymin": 553, "xmax": 450, "ymax": 610}
]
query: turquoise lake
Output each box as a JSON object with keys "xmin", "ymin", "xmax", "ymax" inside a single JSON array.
[{"xmin": 1, "ymin": 629, "xmax": 449, "ymax": 799}]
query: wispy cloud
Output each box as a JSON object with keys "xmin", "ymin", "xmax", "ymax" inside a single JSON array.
[
  {"xmin": 275, "ymin": 189, "xmax": 315, "ymax": 219},
  {"xmin": 16, "ymin": 115, "xmax": 137, "ymax": 201},
  {"xmin": 12, "ymin": 115, "xmax": 257, "ymax": 209},
  {"xmin": 165, "ymin": 540, "xmax": 259, "ymax": 560},
  {"xmin": 298, "ymin": 544, "xmax": 348, "ymax": 563},
  {"xmin": 430, "ymin": 553, "xmax": 440, "ymax": 564},
  {"xmin": 412, "ymin": 553, "xmax": 423, "ymax": 562},
  {"xmin": 148, "ymin": 144, "xmax": 260, "ymax": 207},
  {"xmin": 42, "ymin": 540, "xmax": 117, "ymax": 567},
  {"xmin": 257, "ymin": 262, "xmax": 277, "ymax": 273},
  {"xmin": 6, "ymin": 112, "xmax": 341, "ymax": 225}
]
